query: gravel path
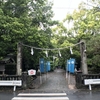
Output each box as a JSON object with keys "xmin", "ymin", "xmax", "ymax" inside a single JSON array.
[{"xmin": 22, "ymin": 69, "xmax": 76, "ymax": 93}]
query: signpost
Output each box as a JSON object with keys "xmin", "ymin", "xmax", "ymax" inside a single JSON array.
[
  {"xmin": 84, "ymin": 79, "xmax": 100, "ymax": 90},
  {"xmin": 0, "ymin": 80, "xmax": 22, "ymax": 91}
]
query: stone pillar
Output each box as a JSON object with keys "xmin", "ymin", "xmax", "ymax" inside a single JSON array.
[
  {"xmin": 80, "ymin": 40, "xmax": 88, "ymax": 74},
  {"xmin": 16, "ymin": 42, "xmax": 22, "ymax": 75},
  {"xmin": 22, "ymin": 72, "xmax": 28, "ymax": 89}
]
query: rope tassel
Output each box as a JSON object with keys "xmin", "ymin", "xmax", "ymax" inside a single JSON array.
[
  {"xmin": 45, "ymin": 50, "xmax": 48, "ymax": 57},
  {"xmin": 31, "ymin": 47, "xmax": 34, "ymax": 55},
  {"xmin": 59, "ymin": 50, "xmax": 62, "ymax": 57},
  {"xmin": 70, "ymin": 47, "xmax": 73, "ymax": 54}
]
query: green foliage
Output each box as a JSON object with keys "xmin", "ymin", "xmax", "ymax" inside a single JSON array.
[
  {"xmin": 62, "ymin": 0, "xmax": 100, "ymax": 73},
  {"xmin": 1, "ymin": 0, "xmax": 100, "ymax": 74},
  {"xmin": 51, "ymin": 0, "xmax": 100, "ymax": 72},
  {"xmin": 0, "ymin": 0, "xmax": 57, "ymax": 71},
  {"xmin": 87, "ymin": 35, "xmax": 100, "ymax": 72}
]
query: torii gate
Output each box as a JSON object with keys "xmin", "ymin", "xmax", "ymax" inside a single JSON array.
[
  {"xmin": 80, "ymin": 40, "xmax": 88, "ymax": 74},
  {"xmin": 16, "ymin": 42, "xmax": 22, "ymax": 75}
]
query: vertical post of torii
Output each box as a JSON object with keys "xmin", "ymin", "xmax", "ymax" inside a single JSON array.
[
  {"xmin": 80, "ymin": 40, "xmax": 88, "ymax": 74},
  {"xmin": 16, "ymin": 42, "xmax": 22, "ymax": 75}
]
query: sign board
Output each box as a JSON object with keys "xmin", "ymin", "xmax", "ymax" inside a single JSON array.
[
  {"xmin": 84, "ymin": 79, "xmax": 100, "ymax": 85},
  {"xmin": 84, "ymin": 79, "xmax": 100, "ymax": 90},
  {"xmin": 0, "ymin": 80, "xmax": 22, "ymax": 91},
  {"xmin": 28, "ymin": 69, "xmax": 36, "ymax": 75},
  {"xmin": 0, "ymin": 80, "xmax": 22, "ymax": 86}
]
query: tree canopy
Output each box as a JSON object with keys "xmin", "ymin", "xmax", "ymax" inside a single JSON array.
[
  {"xmin": 1, "ymin": 0, "xmax": 100, "ymax": 73},
  {"xmin": 0, "ymin": 0, "xmax": 58, "ymax": 71},
  {"xmin": 51, "ymin": 0, "xmax": 100, "ymax": 73}
]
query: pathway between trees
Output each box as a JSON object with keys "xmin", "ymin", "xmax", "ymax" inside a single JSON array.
[
  {"xmin": 22, "ymin": 68, "xmax": 76, "ymax": 93},
  {"xmin": 12, "ymin": 68, "xmax": 76, "ymax": 100}
]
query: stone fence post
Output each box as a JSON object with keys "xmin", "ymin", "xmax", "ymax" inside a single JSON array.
[{"xmin": 22, "ymin": 72, "xmax": 28, "ymax": 89}]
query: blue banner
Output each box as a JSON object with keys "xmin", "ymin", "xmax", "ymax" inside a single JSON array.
[
  {"xmin": 66, "ymin": 58, "xmax": 75, "ymax": 73},
  {"xmin": 70, "ymin": 59, "xmax": 75, "ymax": 73},
  {"xmin": 40, "ymin": 58, "xmax": 44, "ymax": 72},
  {"xmin": 46, "ymin": 61, "xmax": 51, "ymax": 71}
]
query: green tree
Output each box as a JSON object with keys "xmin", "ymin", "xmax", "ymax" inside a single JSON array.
[
  {"xmin": 0, "ymin": 0, "xmax": 57, "ymax": 71},
  {"xmin": 60, "ymin": 0, "xmax": 100, "ymax": 73}
]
